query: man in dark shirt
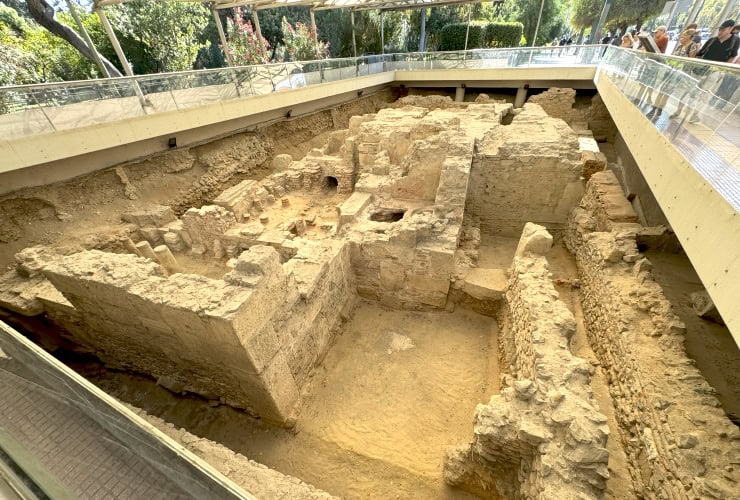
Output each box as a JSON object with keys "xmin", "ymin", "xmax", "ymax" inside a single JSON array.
[{"xmin": 697, "ymin": 19, "xmax": 739, "ymax": 62}]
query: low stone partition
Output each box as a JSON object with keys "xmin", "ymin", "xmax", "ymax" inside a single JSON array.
[
  {"xmin": 10, "ymin": 240, "xmax": 355, "ymax": 425},
  {"xmin": 564, "ymin": 173, "xmax": 740, "ymax": 498},
  {"xmin": 444, "ymin": 223, "xmax": 610, "ymax": 499}
]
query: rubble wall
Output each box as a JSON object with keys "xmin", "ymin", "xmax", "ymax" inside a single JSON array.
[
  {"xmin": 527, "ymin": 88, "xmax": 617, "ymax": 142},
  {"xmin": 445, "ymin": 224, "xmax": 609, "ymax": 500},
  {"xmin": 564, "ymin": 173, "xmax": 740, "ymax": 499},
  {"xmin": 466, "ymin": 104, "xmax": 584, "ymax": 238}
]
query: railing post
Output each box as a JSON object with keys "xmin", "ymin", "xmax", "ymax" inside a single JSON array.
[{"xmin": 29, "ymin": 90, "xmax": 56, "ymax": 132}]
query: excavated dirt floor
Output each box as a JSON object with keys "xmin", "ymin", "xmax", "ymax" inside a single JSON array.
[{"xmin": 64, "ymin": 302, "xmax": 498, "ymax": 499}]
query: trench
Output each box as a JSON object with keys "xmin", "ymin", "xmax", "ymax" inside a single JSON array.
[{"xmin": 1, "ymin": 91, "xmax": 738, "ymax": 499}]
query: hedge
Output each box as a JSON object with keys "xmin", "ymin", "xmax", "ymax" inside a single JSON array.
[
  {"xmin": 439, "ymin": 21, "xmax": 523, "ymax": 50},
  {"xmin": 484, "ymin": 22, "xmax": 524, "ymax": 48},
  {"xmin": 439, "ymin": 22, "xmax": 486, "ymax": 51}
]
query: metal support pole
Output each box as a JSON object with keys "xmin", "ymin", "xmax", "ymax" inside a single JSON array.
[
  {"xmin": 380, "ymin": 10, "xmax": 385, "ymax": 54},
  {"xmin": 252, "ymin": 7, "xmax": 267, "ymax": 61},
  {"xmin": 592, "ymin": 0, "xmax": 614, "ymax": 47},
  {"xmin": 310, "ymin": 8, "xmax": 321, "ymax": 59},
  {"xmin": 96, "ymin": 6, "xmax": 148, "ymax": 111},
  {"xmin": 351, "ymin": 10, "xmax": 357, "ymax": 58},
  {"xmin": 532, "ymin": 0, "xmax": 545, "ymax": 47},
  {"xmin": 96, "ymin": 7, "xmax": 134, "ymax": 76},
  {"xmin": 419, "ymin": 7, "xmax": 427, "ymax": 52},
  {"xmin": 464, "ymin": 5, "xmax": 471, "ymax": 52},
  {"xmin": 66, "ymin": 0, "xmax": 110, "ymax": 77},
  {"xmin": 212, "ymin": 6, "xmax": 234, "ymax": 66},
  {"xmin": 685, "ymin": 0, "xmax": 705, "ymax": 26},
  {"xmin": 666, "ymin": 0, "xmax": 680, "ymax": 30}
]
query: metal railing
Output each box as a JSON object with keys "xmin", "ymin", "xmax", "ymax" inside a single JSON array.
[
  {"xmin": 0, "ymin": 44, "xmax": 737, "ymax": 207},
  {"xmin": 0, "ymin": 46, "xmax": 603, "ymax": 140},
  {"xmin": 597, "ymin": 47, "xmax": 740, "ymax": 210}
]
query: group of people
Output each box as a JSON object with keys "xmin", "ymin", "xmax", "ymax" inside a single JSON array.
[
  {"xmin": 611, "ymin": 19, "xmax": 739, "ymax": 63},
  {"xmin": 640, "ymin": 19, "xmax": 739, "ymax": 122}
]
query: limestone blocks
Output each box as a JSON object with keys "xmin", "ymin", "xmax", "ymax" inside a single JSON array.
[
  {"xmin": 182, "ymin": 205, "xmax": 237, "ymax": 256},
  {"xmin": 514, "ymin": 222, "xmax": 553, "ymax": 258},
  {"xmin": 445, "ymin": 225, "xmax": 609, "ymax": 499}
]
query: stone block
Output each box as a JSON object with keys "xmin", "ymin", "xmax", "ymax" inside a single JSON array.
[
  {"xmin": 337, "ymin": 192, "xmax": 373, "ymax": 228},
  {"xmin": 515, "ymin": 223, "xmax": 553, "ymax": 257},
  {"xmin": 462, "ymin": 268, "xmax": 507, "ymax": 301},
  {"xmin": 122, "ymin": 204, "xmax": 176, "ymax": 227}
]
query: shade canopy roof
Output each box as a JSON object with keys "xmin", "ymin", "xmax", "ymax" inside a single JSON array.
[{"xmin": 95, "ymin": 0, "xmax": 486, "ymax": 12}]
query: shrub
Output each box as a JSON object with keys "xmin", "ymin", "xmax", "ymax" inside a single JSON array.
[
  {"xmin": 276, "ymin": 17, "xmax": 329, "ymax": 61},
  {"xmin": 439, "ymin": 22, "xmax": 486, "ymax": 50},
  {"xmin": 224, "ymin": 7, "xmax": 271, "ymax": 65},
  {"xmin": 440, "ymin": 21, "xmax": 523, "ymax": 50},
  {"xmin": 484, "ymin": 22, "xmax": 523, "ymax": 48}
]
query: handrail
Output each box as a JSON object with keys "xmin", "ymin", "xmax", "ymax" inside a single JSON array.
[{"xmin": 1, "ymin": 44, "xmax": 737, "ymax": 210}]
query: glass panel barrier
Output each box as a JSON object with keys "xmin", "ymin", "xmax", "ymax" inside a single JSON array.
[
  {"xmin": 0, "ymin": 320, "xmax": 249, "ymax": 499},
  {"xmin": 599, "ymin": 47, "xmax": 740, "ymax": 210}
]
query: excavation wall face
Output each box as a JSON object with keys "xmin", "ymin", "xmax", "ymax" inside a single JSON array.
[
  {"xmin": 564, "ymin": 172, "xmax": 740, "ymax": 499},
  {"xmin": 445, "ymin": 223, "xmax": 609, "ymax": 499},
  {"xmin": 527, "ymin": 87, "xmax": 617, "ymax": 142},
  {"xmin": 466, "ymin": 104, "xmax": 584, "ymax": 238}
]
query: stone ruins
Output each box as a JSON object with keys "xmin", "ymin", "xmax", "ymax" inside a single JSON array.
[{"xmin": 0, "ymin": 93, "xmax": 737, "ymax": 499}]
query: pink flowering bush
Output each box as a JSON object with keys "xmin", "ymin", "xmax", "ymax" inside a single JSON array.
[
  {"xmin": 222, "ymin": 8, "xmax": 271, "ymax": 65},
  {"xmin": 276, "ymin": 17, "xmax": 329, "ymax": 61}
]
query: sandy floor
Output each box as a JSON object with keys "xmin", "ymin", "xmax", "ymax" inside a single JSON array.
[{"xmin": 76, "ymin": 302, "xmax": 499, "ymax": 499}]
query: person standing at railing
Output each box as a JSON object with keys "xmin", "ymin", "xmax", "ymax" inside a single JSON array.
[
  {"xmin": 649, "ymin": 29, "xmax": 700, "ymax": 119},
  {"xmin": 653, "ymin": 26, "xmax": 670, "ymax": 53},
  {"xmin": 620, "ymin": 34, "xmax": 634, "ymax": 48},
  {"xmin": 696, "ymin": 20, "xmax": 739, "ymax": 63},
  {"xmin": 685, "ymin": 20, "xmax": 740, "ymax": 120}
]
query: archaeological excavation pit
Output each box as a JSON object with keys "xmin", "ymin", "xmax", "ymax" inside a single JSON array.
[{"xmin": 1, "ymin": 91, "xmax": 738, "ymax": 499}]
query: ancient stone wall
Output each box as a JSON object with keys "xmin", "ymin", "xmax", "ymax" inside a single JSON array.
[
  {"xmin": 445, "ymin": 223, "xmax": 610, "ymax": 500},
  {"xmin": 26, "ymin": 241, "xmax": 354, "ymax": 425},
  {"xmin": 564, "ymin": 172, "xmax": 740, "ymax": 498},
  {"xmin": 341, "ymin": 103, "xmax": 499, "ymax": 309},
  {"xmin": 527, "ymin": 88, "xmax": 617, "ymax": 142},
  {"xmin": 466, "ymin": 104, "xmax": 584, "ymax": 238}
]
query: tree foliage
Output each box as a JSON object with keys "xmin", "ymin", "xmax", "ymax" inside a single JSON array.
[
  {"xmin": 276, "ymin": 17, "xmax": 329, "ymax": 61},
  {"xmin": 109, "ymin": 0, "xmax": 210, "ymax": 72},
  {"xmin": 570, "ymin": 0, "xmax": 665, "ymax": 31},
  {"xmin": 223, "ymin": 7, "xmax": 271, "ymax": 65}
]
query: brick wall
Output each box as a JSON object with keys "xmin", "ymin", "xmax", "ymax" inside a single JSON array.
[
  {"xmin": 564, "ymin": 173, "xmax": 740, "ymax": 498},
  {"xmin": 466, "ymin": 105, "xmax": 584, "ymax": 238}
]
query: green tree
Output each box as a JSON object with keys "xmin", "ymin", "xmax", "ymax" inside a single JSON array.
[
  {"xmin": 0, "ymin": 6, "xmax": 39, "ymax": 85},
  {"xmin": 276, "ymin": 17, "xmax": 329, "ymax": 61},
  {"xmin": 109, "ymin": 0, "xmax": 210, "ymax": 72},
  {"xmin": 514, "ymin": 0, "xmax": 565, "ymax": 45},
  {"xmin": 223, "ymin": 7, "xmax": 271, "ymax": 65}
]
